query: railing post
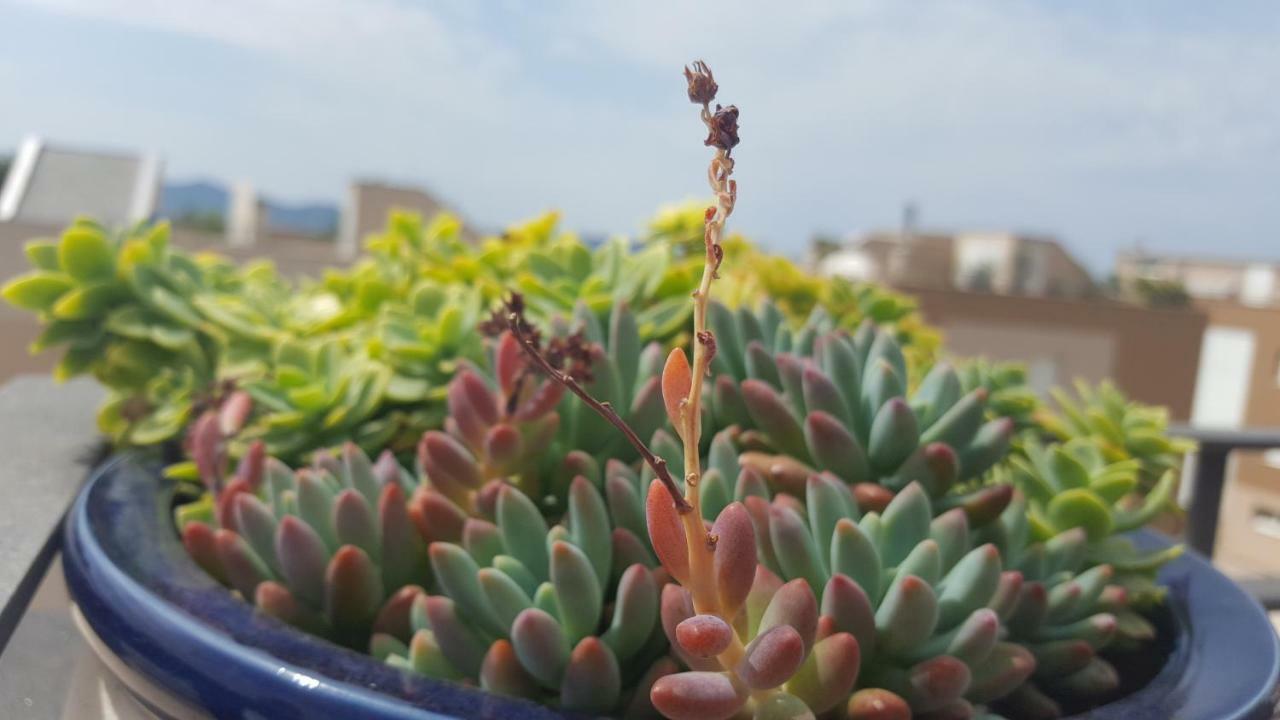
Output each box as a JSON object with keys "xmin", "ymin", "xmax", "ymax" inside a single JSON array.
[{"xmin": 1185, "ymin": 444, "xmax": 1230, "ymax": 558}]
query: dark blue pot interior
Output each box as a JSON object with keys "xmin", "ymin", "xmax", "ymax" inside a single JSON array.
[{"xmin": 63, "ymin": 455, "xmax": 1280, "ymax": 719}]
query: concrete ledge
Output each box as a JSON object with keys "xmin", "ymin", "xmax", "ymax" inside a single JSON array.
[{"xmin": 0, "ymin": 375, "xmax": 103, "ymax": 651}]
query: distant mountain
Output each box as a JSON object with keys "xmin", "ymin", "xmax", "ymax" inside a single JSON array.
[
  {"xmin": 264, "ymin": 201, "xmax": 339, "ymax": 237},
  {"xmin": 159, "ymin": 181, "xmax": 227, "ymax": 219},
  {"xmin": 159, "ymin": 181, "xmax": 339, "ymax": 236}
]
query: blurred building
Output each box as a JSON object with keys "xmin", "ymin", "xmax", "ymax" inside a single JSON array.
[
  {"xmin": 1, "ymin": 137, "xmax": 156, "ymax": 383},
  {"xmin": 810, "ymin": 225, "xmax": 1201, "ymax": 411},
  {"xmin": 907, "ymin": 287, "xmax": 1206, "ymax": 415},
  {"xmin": 1204, "ymin": 298, "xmax": 1280, "ymax": 574},
  {"xmin": 816, "ymin": 229, "xmax": 1094, "ymax": 298},
  {"xmin": 0, "ymin": 137, "xmax": 484, "ymax": 385},
  {"xmin": 0, "ymin": 136, "xmax": 161, "ymax": 227},
  {"xmin": 1097, "ymin": 249, "xmax": 1280, "ymax": 574},
  {"xmin": 339, "ymin": 180, "xmax": 472, "ymax": 260},
  {"xmin": 0, "ymin": 142, "xmax": 344, "ymax": 383},
  {"xmin": 1117, "ymin": 251, "xmax": 1280, "ymax": 307}
]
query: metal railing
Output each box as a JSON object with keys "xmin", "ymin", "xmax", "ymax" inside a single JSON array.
[{"xmin": 1171, "ymin": 424, "xmax": 1280, "ymax": 610}]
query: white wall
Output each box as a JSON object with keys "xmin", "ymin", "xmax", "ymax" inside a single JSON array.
[
  {"xmin": 1190, "ymin": 326, "xmax": 1255, "ymax": 428},
  {"xmin": 1241, "ymin": 264, "xmax": 1277, "ymax": 307}
]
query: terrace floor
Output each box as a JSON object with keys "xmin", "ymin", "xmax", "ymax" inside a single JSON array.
[{"xmin": 0, "ymin": 556, "xmax": 159, "ymax": 719}]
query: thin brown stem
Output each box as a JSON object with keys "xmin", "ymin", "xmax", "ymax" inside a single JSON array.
[
  {"xmin": 667, "ymin": 73, "xmax": 739, "ymax": 631},
  {"xmin": 506, "ymin": 316, "xmax": 692, "ymax": 513}
]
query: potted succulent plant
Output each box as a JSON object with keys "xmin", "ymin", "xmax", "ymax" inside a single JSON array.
[{"xmin": 11, "ymin": 60, "xmax": 1280, "ymax": 719}]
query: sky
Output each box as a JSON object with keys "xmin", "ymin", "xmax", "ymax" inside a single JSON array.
[{"xmin": 1, "ymin": 1, "xmax": 1278, "ymax": 271}]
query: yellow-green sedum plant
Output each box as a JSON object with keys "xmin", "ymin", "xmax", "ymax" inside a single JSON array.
[
  {"xmin": 4, "ymin": 203, "xmax": 939, "ymax": 470},
  {"xmin": 1040, "ymin": 380, "xmax": 1195, "ymax": 495}
]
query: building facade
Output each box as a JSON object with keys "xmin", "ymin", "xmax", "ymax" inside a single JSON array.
[
  {"xmin": 1117, "ymin": 251, "xmax": 1280, "ymax": 308},
  {"xmin": 904, "ymin": 286, "xmax": 1206, "ymax": 417},
  {"xmin": 817, "ymin": 230, "xmax": 1095, "ymax": 299}
]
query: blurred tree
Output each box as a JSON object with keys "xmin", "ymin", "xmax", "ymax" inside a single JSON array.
[
  {"xmin": 172, "ymin": 210, "xmax": 226, "ymax": 233},
  {"xmin": 0, "ymin": 155, "xmax": 11, "ymax": 188},
  {"xmin": 1132, "ymin": 277, "xmax": 1191, "ymax": 308},
  {"xmin": 964, "ymin": 263, "xmax": 996, "ymax": 292},
  {"xmin": 809, "ymin": 233, "xmax": 842, "ymax": 262}
]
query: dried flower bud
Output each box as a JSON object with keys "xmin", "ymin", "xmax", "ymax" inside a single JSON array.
[
  {"xmin": 684, "ymin": 60, "xmax": 718, "ymax": 105},
  {"xmin": 696, "ymin": 331, "xmax": 717, "ymax": 371},
  {"xmin": 705, "ymin": 104, "xmax": 740, "ymax": 153},
  {"xmin": 544, "ymin": 331, "xmax": 597, "ymax": 384}
]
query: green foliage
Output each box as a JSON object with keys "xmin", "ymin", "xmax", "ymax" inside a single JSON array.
[
  {"xmin": 178, "ymin": 441, "xmax": 429, "ymax": 648},
  {"xmin": 156, "ymin": 249, "xmax": 1184, "ymax": 718},
  {"xmin": 1040, "ymin": 380, "xmax": 1194, "ymax": 495},
  {"xmin": 1130, "ymin": 277, "xmax": 1190, "ymax": 308},
  {"xmin": 383, "ymin": 477, "xmax": 666, "ymax": 714},
  {"xmin": 5, "ymin": 207, "xmax": 940, "ymax": 469},
  {"xmin": 21, "ymin": 53, "xmax": 1197, "ymax": 720},
  {"xmin": 1, "ymin": 219, "xmax": 262, "ymax": 444},
  {"xmin": 708, "ymin": 307, "xmax": 1016, "ymax": 503},
  {"xmin": 1001, "ymin": 437, "xmax": 1177, "ymax": 543},
  {"xmin": 171, "ymin": 211, "xmax": 227, "ymax": 234},
  {"xmin": 971, "ymin": 435, "xmax": 1180, "ymax": 715},
  {"xmin": 733, "ymin": 467, "xmax": 1031, "ymax": 714},
  {"xmin": 958, "ymin": 359, "xmax": 1040, "ymax": 432},
  {"xmin": 24, "ymin": 213, "xmax": 1184, "ymax": 720}
]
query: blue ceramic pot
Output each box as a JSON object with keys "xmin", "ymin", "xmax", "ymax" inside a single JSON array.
[{"xmin": 64, "ymin": 455, "xmax": 1279, "ymax": 719}]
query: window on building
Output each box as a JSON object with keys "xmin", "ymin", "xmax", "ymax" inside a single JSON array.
[
  {"xmin": 1241, "ymin": 264, "xmax": 1278, "ymax": 307},
  {"xmin": 1265, "ymin": 449, "xmax": 1280, "ymax": 470}
]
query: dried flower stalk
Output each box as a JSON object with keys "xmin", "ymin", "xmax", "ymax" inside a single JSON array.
[
  {"xmin": 495, "ymin": 57, "xmax": 758, "ymax": 705},
  {"xmin": 669, "ymin": 56, "xmax": 754, "ymax": 683},
  {"xmin": 675, "ymin": 60, "xmax": 737, "ymax": 555}
]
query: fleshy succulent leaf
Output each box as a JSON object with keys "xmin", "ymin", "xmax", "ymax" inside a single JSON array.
[
  {"xmin": 480, "ymin": 639, "xmax": 540, "ymax": 699},
  {"xmin": 599, "ymin": 563, "xmax": 657, "ymax": 661},
  {"xmin": 663, "ymin": 348, "xmax": 693, "ymax": 436},
  {"xmin": 676, "ymin": 614, "xmax": 735, "ymax": 659},
  {"xmin": 429, "ymin": 542, "xmax": 507, "ymax": 637},
  {"xmin": 784, "ymin": 632, "xmax": 860, "ymax": 713},
  {"xmin": 647, "ymin": 479, "xmax": 691, "ymax": 583},
  {"xmin": 560, "ymin": 637, "xmax": 622, "ymax": 713},
  {"xmin": 769, "ymin": 504, "xmax": 827, "ymax": 597},
  {"xmin": 830, "ymin": 518, "xmax": 882, "ymax": 600},
  {"xmin": 325, "ymin": 545, "xmax": 384, "ymax": 647},
  {"xmin": 497, "ymin": 485, "xmax": 551, "ymax": 583},
  {"xmin": 965, "ymin": 642, "xmax": 1036, "ymax": 703},
  {"xmin": 551, "ymin": 540, "xmax": 603, "ymax": 644},
  {"xmin": 880, "ymin": 482, "xmax": 932, "ymax": 567},
  {"xmin": 511, "ymin": 607, "xmax": 571, "ymax": 689},
  {"xmin": 876, "ymin": 574, "xmax": 939, "ymax": 657},
  {"xmin": 738, "ymin": 625, "xmax": 806, "ymax": 690},
  {"xmin": 650, "ymin": 671, "xmax": 748, "ymax": 720},
  {"xmin": 711, "ymin": 502, "xmax": 757, "ymax": 615},
  {"xmin": 758, "ymin": 578, "xmax": 819, "ymax": 655}
]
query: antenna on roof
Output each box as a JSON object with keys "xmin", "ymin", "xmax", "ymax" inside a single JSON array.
[
  {"xmin": 901, "ymin": 200, "xmax": 918, "ymax": 241},
  {"xmin": 888, "ymin": 200, "xmax": 918, "ymax": 285}
]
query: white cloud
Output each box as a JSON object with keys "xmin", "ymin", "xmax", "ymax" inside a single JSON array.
[{"xmin": 11, "ymin": 0, "xmax": 511, "ymax": 94}]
